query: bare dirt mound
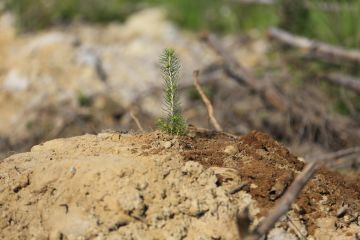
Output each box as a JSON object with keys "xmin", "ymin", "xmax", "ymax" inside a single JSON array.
[{"xmin": 1, "ymin": 129, "xmax": 359, "ymax": 240}]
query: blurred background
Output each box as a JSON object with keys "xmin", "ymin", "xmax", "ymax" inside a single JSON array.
[{"xmin": 0, "ymin": 0, "xmax": 359, "ymax": 172}]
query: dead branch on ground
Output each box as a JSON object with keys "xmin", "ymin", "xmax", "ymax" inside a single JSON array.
[
  {"xmin": 324, "ymin": 154, "xmax": 360, "ymax": 170},
  {"xmin": 201, "ymin": 32, "xmax": 360, "ymax": 149},
  {"xmin": 251, "ymin": 146, "xmax": 360, "ymax": 239},
  {"xmin": 268, "ymin": 27, "xmax": 360, "ymax": 65},
  {"xmin": 323, "ymin": 73, "xmax": 360, "ymax": 94},
  {"xmin": 229, "ymin": 0, "xmax": 274, "ymax": 4},
  {"xmin": 201, "ymin": 32, "xmax": 288, "ymax": 112},
  {"xmin": 193, "ymin": 70, "xmax": 223, "ymax": 131}
]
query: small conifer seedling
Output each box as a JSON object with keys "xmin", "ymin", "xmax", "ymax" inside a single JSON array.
[{"xmin": 157, "ymin": 48, "xmax": 187, "ymax": 135}]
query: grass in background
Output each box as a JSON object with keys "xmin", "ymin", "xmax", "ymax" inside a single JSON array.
[
  {"xmin": 3, "ymin": 0, "xmax": 148, "ymax": 31},
  {"xmin": 157, "ymin": 0, "xmax": 278, "ymax": 33},
  {"xmin": 305, "ymin": 1, "xmax": 360, "ymax": 48},
  {"xmin": 4, "ymin": 0, "xmax": 359, "ymax": 49},
  {"xmin": 4, "ymin": 0, "xmax": 278, "ymax": 33},
  {"xmin": 279, "ymin": 0, "xmax": 360, "ymax": 48},
  {"xmin": 3, "ymin": 0, "xmax": 360, "ymax": 116}
]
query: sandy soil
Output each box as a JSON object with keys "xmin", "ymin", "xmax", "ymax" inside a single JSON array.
[{"xmin": 1, "ymin": 129, "xmax": 359, "ymax": 239}]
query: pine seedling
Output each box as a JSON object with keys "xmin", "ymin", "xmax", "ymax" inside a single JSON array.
[{"xmin": 157, "ymin": 48, "xmax": 187, "ymax": 135}]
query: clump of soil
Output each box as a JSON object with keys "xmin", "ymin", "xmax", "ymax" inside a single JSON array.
[
  {"xmin": 179, "ymin": 129, "xmax": 360, "ymax": 237},
  {"xmin": 0, "ymin": 128, "xmax": 359, "ymax": 239}
]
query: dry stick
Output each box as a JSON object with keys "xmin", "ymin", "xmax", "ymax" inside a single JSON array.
[
  {"xmin": 326, "ymin": 156, "xmax": 360, "ymax": 170},
  {"xmin": 229, "ymin": 0, "xmax": 274, "ymax": 5},
  {"xmin": 193, "ymin": 70, "xmax": 223, "ymax": 132},
  {"xmin": 285, "ymin": 215, "xmax": 307, "ymax": 240},
  {"xmin": 229, "ymin": 182, "xmax": 248, "ymax": 195},
  {"xmin": 201, "ymin": 33, "xmax": 255, "ymax": 88},
  {"xmin": 268, "ymin": 27, "xmax": 360, "ymax": 65},
  {"xmin": 130, "ymin": 111, "xmax": 144, "ymax": 132},
  {"xmin": 202, "ymin": 32, "xmax": 360, "ymax": 147},
  {"xmin": 323, "ymin": 73, "xmax": 360, "ymax": 94},
  {"xmin": 201, "ymin": 32, "xmax": 288, "ymax": 112},
  {"xmin": 252, "ymin": 146, "xmax": 360, "ymax": 239}
]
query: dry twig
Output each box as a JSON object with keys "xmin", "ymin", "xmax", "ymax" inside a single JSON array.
[
  {"xmin": 201, "ymin": 32, "xmax": 287, "ymax": 112},
  {"xmin": 193, "ymin": 70, "xmax": 223, "ymax": 131},
  {"xmin": 323, "ymin": 73, "xmax": 360, "ymax": 94},
  {"xmin": 268, "ymin": 27, "xmax": 360, "ymax": 65},
  {"xmin": 252, "ymin": 146, "xmax": 360, "ymax": 239},
  {"xmin": 130, "ymin": 111, "xmax": 144, "ymax": 132},
  {"xmin": 229, "ymin": 182, "xmax": 248, "ymax": 195},
  {"xmin": 230, "ymin": 0, "xmax": 274, "ymax": 4},
  {"xmin": 202, "ymin": 32, "xmax": 360, "ymax": 149}
]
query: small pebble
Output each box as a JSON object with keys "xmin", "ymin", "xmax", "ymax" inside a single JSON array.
[
  {"xmin": 69, "ymin": 167, "xmax": 76, "ymax": 177},
  {"xmin": 162, "ymin": 141, "xmax": 172, "ymax": 149},
  {"xmin": 224, "ymin": 145, "xmax": 238, "ymax": 155}
]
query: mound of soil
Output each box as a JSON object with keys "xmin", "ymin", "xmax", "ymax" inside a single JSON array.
[{"xmin": 1, "ymin": 129, "xmax": 359, "ymax": 239}]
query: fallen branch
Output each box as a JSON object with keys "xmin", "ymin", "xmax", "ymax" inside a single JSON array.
[
  {"xmin": 229, "ymin": 0, "xmax": 274, "ymax": 5},
  {"xmin": 323, "ymin": 73, "xmax": 360, "ymax": 94},
  {"xmin": 202, "ymin": 32, "xmax": 360, "ymax": 149},
  {"xmin": 325, "ymin": 156, "xmax": 360, "ymax": 170},
  {"xmin": 252, "ymin": 146, "xmax": 360, "ymax": 239},
  {"xmin": 193, "ymin": 70, "xmax": 223, "ymax": 132},
  {"xmin": 229, "ymin": 182, "xmax": 248, "ymax": 195},
  {"xmin": 268, "ymin": 27, "xmax": 360, "ymax": 65},
  {"xmin": 201, "ymin": 32, "xmax": 288, "ymax": 112}
]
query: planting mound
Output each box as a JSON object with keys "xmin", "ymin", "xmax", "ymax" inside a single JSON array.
[{"xmin": 1, "ymin": 129, "xmax": 359, "ymax": 240}]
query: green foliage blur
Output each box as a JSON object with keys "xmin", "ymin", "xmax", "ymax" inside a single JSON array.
[
  {"xmin": 3, "ymin": 0, "xmax": 148, "ymax": 31},
  {"xmin": 3, "ymin": 0, "xmax": 360, "ymax": 48},
  {"xmin": 280, "ymin": 0, "xmax": 360, "ymax": 48},
  {"xmin": 3, "ymin": 0, "xmax": 278, "ymax": 33}
]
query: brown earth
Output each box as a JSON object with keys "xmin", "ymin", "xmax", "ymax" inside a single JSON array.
[
  {"xmin": 179, "ymin": 128, "xmax": 360, "ymax": 236},
  {"xmin": 1, "ymin": 128, "xmax": 360, "ymax": 239}
]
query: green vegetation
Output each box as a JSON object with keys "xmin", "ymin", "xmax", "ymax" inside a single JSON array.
[
  {"xmin": 281, "ymin": 0, "xmax": 360, "ymax": 48},
  {"xmin": 157, "ymin": 48, "xmax": 187, "ymax": 135},
  {"xmin": 3, "ymin": 0, "xmax": 360, "ymax": 49},
  {"xmin": 158, "ymin": 0, "xmax": 277, "ymax": 33},
  {"xmin": 3, "ymin": 0, "xmax": 148, "ymax": 31},
  {"xmin": 3, "ymin": 0, "xmax": 359, "ymax": 117},
  {"xmin": 77, "ymin": 92, "xmax": 92, "ymax": 107},
  {"xmin": 3, "ymin": 0, "xmax": 278, "ymax": 33}
]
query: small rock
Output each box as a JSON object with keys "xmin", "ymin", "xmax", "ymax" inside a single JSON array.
[
  {"xmin": 3, "ymin": 70, "xmax": 29, "ymax": 92},
  {"xmin": 49, "ymin": 231, "xmax": 63, "ymax": 240},
  {"xmin": 117, "ymin": 188, "xmax": 146, "ymax": 218},
  {"xmin": 268, "ymin": 228, "xmax": 297, "ymax": 240},
  {"xmin": 188, "ymin": 200, "xmax": 209, "ymax": 217},
  {"xmin": 136, "ymin": 181, "xmax": 149, "ymax": 191},
  {"xmin": 69, "ymin": 167, "xmax": 76, "ymax": 177},
  {"xmin": 250, "ymin": 183, "xmax": 258, "ymax": 189},
  {"xmin": 111, "ymin": 134, "xmax": 121, "ymax": 141},
  {"xmin": 108, "ymin": 218, "xmax": 129, "ymax": 232},
  {"xmin": 224, "ymin": 145, "xmax": 238, "ymax": 155},
  {"xmin": 336, "ymin": 205, "xmax": 348, "ymax": 218},
  {"xmin": 161, "ymin": 141, "xmax": 172, "ymax": 149},
  {"xmin": 97, "ymin": 133, "xmax": 111, "ymax": 140},
  {"xmin": 343, "ymin": 214, "xmax": 354, "ymax": 224},
  {"xmin": 181, "ymin": 161, "xmax": 204, "ymax": 176}
]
